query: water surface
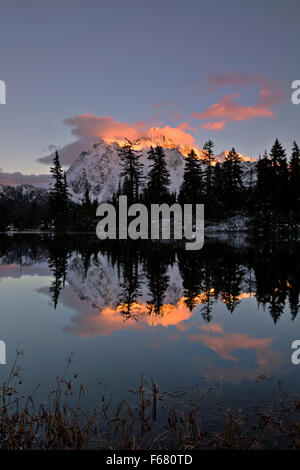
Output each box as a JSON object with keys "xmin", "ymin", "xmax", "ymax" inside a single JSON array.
[{"xmin": 0, "ymin": 234, "xmax": 299, "ymax": 411}]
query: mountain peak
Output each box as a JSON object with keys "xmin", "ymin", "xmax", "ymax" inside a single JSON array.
[{"xmin": 66, "ymin": 139, "xmax": 255, "ymax": 203}]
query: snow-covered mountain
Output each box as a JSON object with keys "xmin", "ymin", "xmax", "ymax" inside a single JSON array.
[
  {"xmin": 66, "ymin": 139, "xmax": 187, "ymax": 203},
  {"xmin": 66, "ymin": 138, "xmax": 255, "ymax": 203},
  {"xmin": 0, "ymin": 183, "xmax": 49, "ymax": 204},
  {"xmin": 66, "ymin": 252, "xmax": 184, "ymax": 314},
  {"xmin": 0, "ymin": 138, "xmax": 256, "ymax": 205}
]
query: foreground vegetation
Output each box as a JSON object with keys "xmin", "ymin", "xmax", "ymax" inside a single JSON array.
[{"xmin": 1, "ymin": 352, "xmax": 300, "ymax": 450}]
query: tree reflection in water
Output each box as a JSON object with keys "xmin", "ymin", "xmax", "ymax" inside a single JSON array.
[{"xmin": 0, "ymin": 234, "xmax": 299, "ymax": 324}]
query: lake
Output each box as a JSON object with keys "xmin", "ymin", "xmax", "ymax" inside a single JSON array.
[{"xmin": 0, "ymin": 233, "xmax": 299, "ymax": 418}]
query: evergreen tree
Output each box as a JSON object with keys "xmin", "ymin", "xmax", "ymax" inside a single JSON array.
[
  {"xmin": 251, "ymin": 150, "xmax": 276, "ymax": 236},
  {"xmin": 50, "ymin": 151, "xmax": 64, "ymax": 197},
  {"xmin": 211, "ymin": 161, "xmax": 224, "ymax": 215},
  {"xmin": 202, "ymin": 139, "xmax": 215, "ymax": 197},
  {"xmin": 48, "ymin": 238, "xmax": 68, "ymax": 309},
  {"xmin": 270, "ymin": 138, "xmax": 287, "ymax": 173},
  {"xmin": 289, "ymin": 141, "xmax": 300, "ymax": 209},
  {"xmin": 256, "ymin": 151, "xmax": 272, "ymax": 199},
  {"xmin": 178, "ymin": 149, "xmax": 203, "ymax": 205},
  {"xmin": 144, "ymin": 146, "xmax": 171, "ymax": 204},
  {"xmin": 222, "ymin": 147, "xmax": 243, "ymax": 208},
  {"xmin": 144, "ymin": 245, "xmax": 170, "ymax": 316},
  {"xmin": 269, "ymin": 138, "xmax": 288, "ymax": 210},
  {"xmin": 118, "ymin": 139, "xmax": 143, "ymax": 205},
  {"xmin": 49, "ymin": 151, "xmax": 69, "ymax": 230},
  {"xmin": 178, "ymin": 250, "xmax": 204, "ymax": 311},
  {"xmin": 62, "ymin": 173, "xmax": 69, "ymax": 209},
  {"xmin": 119, "ymin": 247, "xmax": 142, "ymax": 320}
]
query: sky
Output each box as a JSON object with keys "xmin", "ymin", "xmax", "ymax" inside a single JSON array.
[{"xmin": 0, "ymin": 0, "xmax": 299, "ymax": 183}]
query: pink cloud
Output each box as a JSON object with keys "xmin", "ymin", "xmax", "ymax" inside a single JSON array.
[
  {"xmin": 191, "ymin": 92, "xmax": 275, "ymax": 122},
  {"xmin": 38, "ymin": 115, "xmax": 198, "ymax": 166},
  {"xmin": 63, "ymin": 114, "xmax": 147, "ymax": 141},
  {"xmin": 191, "ymin": 73, "xmax": 286, "ymax": 130},
  {"xmin": 199, "ymin": 323, "xmax": 224, "ymax": 333},
  {"xmin": 189, "ymin": 331, "xmax": 272, "ymax": 362},
  {"xmin": 207, "ymin": 72, "xmax": 285, "ymax": 105},
  {"xmin": 200, "ymin": 121, "xmax": 225, "ymax": 131},
  {"xmin": 154, "ymin": 125, "xmax": 196, "ymax": 146},
  {"xmin": 177, "ymin": 121, "xmax": 198, "ymax": 132}
]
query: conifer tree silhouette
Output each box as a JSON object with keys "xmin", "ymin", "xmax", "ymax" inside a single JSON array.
[{"xmin": 144, "ymin": 146, "xmax": 171, "ymax": 204}]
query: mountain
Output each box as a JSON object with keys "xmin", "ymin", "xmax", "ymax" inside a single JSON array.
[
  {"xmin": 65, "ymin": 252, "xmax": 184, "ymax": 322},
  {"xmin": 66, "ymin": 137, "xmax": 255, "ymax": 203},
  {"xmin": 0, "ymin": 184, "xmax": 50, "ymax": 230},
  {"xmin": 0, "ymin": 138, "xmax": 256, "ymax": 206},
  {"xmin": 66, "ymin": 139, "xmax": 186, "ymax": 203},
  {"xmin": 0, "ymin": 184, "xmax": 49, "ymax": 204}
]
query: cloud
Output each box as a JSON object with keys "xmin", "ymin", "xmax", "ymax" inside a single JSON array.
[
  {"xmin": 207, "ymin": 73, "xmax": 285, "ymax": 104},
  {"xmin": 38, "ymin": 115, "xmax": 149, "ymax": 165},
  {"xmin": 191, "ymin": 73, "xmax": 286, "ymax": 130},
  {"xmin": 0, "ymin": 170, "xmax": 50, "ymax": 187},
  {"xmin": 193, "ymin": 92, "xmax": 276, "ymax": 121},
  {"xmin": 38, "ymin": 115, "xmax": 153, "ymax": 165},
  {"xmin": 177, "ymin": 121, "xmax": 198, "ymax": 132},
  {"xmin": 36, "ymin": 73, "xmax": 285, "ymax": 166},
  {"xmin": 200, "ymin": 121, "xmax": 225, "ymax": 131},
  {"xmin": 38, "ymin": 115, "xmax": 199, "ymax": 166},
  {"xmin": 64, "ymin": 114, "xmax": 147, "ymax": 141},
  {"xmin": 38, "ymin": 136, "xmax": 100, "ymax": 166},
  {"xmin": 41, "ymin": 286, "xmax": 195, "ymax": 337},
  {"xmin": 199, "ymin": 323, "xmax": 224, "ymax": 333},
  {"xmin": 189, "ymin": 330, "xmax": 272, "ymax": 362},
  {"xmin": 61, "ymin": 113, "xmax": 196, "ymax": 149},
  {"xmin": 152, "ymin": 125, "xmax": 196, "ymax": 146}
]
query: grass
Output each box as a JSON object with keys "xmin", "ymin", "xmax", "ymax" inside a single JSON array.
[{"xmin": 0, "ymin": 352, "xmax": 300, "ymax": 450}]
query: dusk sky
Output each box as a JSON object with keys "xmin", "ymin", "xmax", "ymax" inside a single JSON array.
[{"xmin": 0, "ymin": 0, "xmax": 299, "ymax": 182}]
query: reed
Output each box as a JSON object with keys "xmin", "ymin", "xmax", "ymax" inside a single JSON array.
[{"xmin": 0, "ymin": 353, "xmax": 299, "ymax": 450}]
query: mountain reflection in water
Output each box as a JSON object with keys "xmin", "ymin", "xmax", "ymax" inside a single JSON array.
[{"xmin": 0, "ymin": 234, "xmax": 299, "ymax": 393}]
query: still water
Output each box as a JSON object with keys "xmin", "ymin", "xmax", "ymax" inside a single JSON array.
[{"xmin": 0, "ymin": 234, "xmax": 299, "ymax": 411}]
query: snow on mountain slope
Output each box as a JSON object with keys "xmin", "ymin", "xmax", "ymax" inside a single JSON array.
[
  {"xmin": 66, "ymin": 252, "xmax": 183, "ymax": 314},
  {"xmin": 66, "ymin": 253, "xmax": 121, "ymax": 310},
  {"xmin": 0, "ymin": 184, "xmax": 49, "ymax": 203},
  {"xmin": 66, "ymin": 138, "xmax": 255, "ymax": 203},
  {"xmin": 66, "ymin": 139, "xmax": 187, "ymax": 203}
]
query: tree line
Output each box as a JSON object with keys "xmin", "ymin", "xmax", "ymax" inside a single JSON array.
[
  {"xmin": 0, "ymin": 233, "xmax": 298, "ymax": 323},
  {"xmin": 1, "ymin": 138, "xmax": 299, "ymax": 236},
  {"xmin": 106, "ymin": 137, "xmax": 300, "ymax": 237}
]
